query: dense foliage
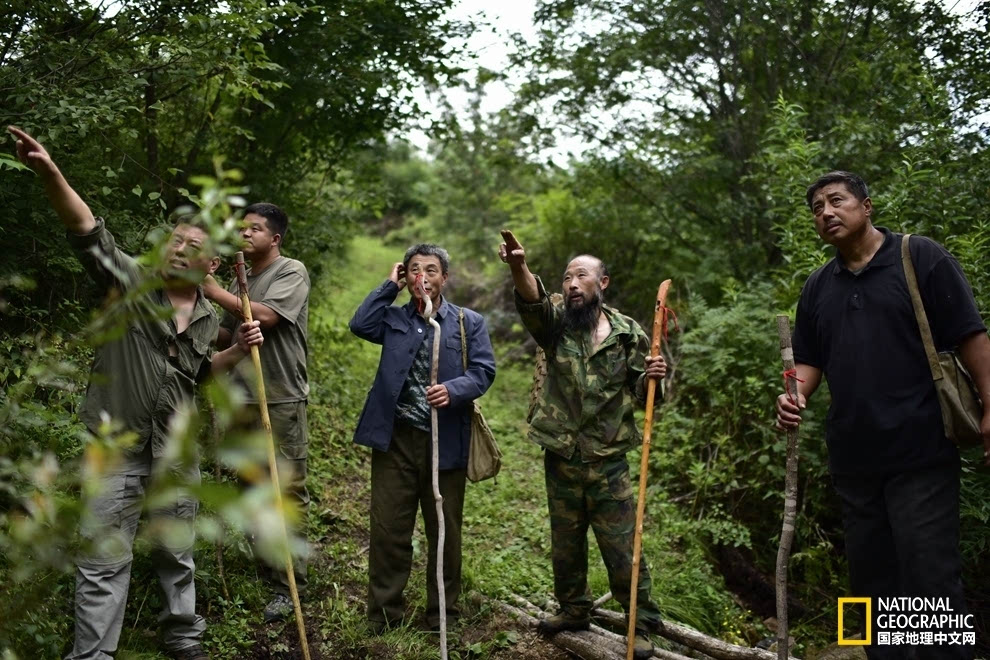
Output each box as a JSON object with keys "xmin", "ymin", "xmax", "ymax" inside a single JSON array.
[
  {"xmin": 380, "ymin": 0, "xmax": 990, "ymax": 646},
  {"xmin": 2, "ymin": 0, "xmax": 989, "ymax": 656}
]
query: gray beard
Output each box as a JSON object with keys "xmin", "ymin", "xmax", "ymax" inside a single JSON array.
[{"xmin": 562, "ymin": 291, "xmax": 603, "ymax": 334}]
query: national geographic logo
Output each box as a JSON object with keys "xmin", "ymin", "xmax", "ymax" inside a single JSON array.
[{"xmin": 838, "ymin": 597, "xmax": 976, "ymax": 647}]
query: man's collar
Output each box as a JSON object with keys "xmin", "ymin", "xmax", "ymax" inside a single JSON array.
[{"xmin": 832, "ymin": 226, "xmax": 895, "ymax": 275}]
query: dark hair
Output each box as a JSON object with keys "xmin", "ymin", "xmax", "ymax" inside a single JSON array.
[
  {"xmin": 805, "ymin": 171, "xmax": 870, "ymax": 209},
  {"xmin": 244, "ymin": 202, "xmax": 289, "ymax": 240},
  {"xmin": 403, "ymin": 243, "xmax": 450, "ymax": 275}
]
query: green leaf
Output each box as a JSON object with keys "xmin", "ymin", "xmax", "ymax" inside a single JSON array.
[
  {"xmin": 131, "ymin": 186, "xmax": 142, "ymax": 196},
  {"xmin": 0, "ymin": 154, "xmax": 31, "ymax": 172}
]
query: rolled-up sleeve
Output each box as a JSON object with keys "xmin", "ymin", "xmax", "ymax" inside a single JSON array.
[{"xmin": 66, "ymin": 217, "xmax": 141, "ymax": 295}]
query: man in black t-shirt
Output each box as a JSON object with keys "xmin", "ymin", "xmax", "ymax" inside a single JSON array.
[{"xmin": 775, "ymin": 171, "xmax": 990, "ymax": 660}]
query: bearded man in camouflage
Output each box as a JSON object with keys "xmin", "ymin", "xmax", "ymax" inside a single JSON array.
[{"xmin": 499, "ymin": 230, "xmax": 665, "ymax": 659}]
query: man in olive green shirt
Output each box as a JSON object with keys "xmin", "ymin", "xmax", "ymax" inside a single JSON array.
[
  {"xmin": 499, "ymin": 229, "xmax": 666, "ymax": 660},
  {"xmin": 9, "ymin": 126, "xmax": 262, "ymax": 660},
  {"xmin": 203, "ymin": 202, "xmax": 310, "ymax": 622}
]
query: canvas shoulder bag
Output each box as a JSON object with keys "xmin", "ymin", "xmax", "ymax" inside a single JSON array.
[
  {"xmin": 459, "ymin": 309, "xmax": 502, "ymax": 482},
  {"xmin": 901, "ymin": 234, "xmax": 984, "ymax": 446}
]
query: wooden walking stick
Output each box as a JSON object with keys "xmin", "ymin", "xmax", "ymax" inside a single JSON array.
[
  {"xmin": 234, "ymin": 252, "xmax": 311, "ymax": 660},
  {"xmin": 627, "ymin": 279, "xmax": 672, "ymax": 660},
  {"xmin": 774, "ymin": 315, "xmax": 801, "ymax": 660},
  {"xmin": 415, "ymin": 274, "xmax": 448, "ymax": 660}
]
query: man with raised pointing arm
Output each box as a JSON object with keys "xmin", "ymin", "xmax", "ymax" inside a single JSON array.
[
  {"xmin": 499, "ymin": 229, "xmax": 666, "ymax": 660},
  {"xmin": 8, "ymin": 126, "xmax": 263, "ymax": 660}
]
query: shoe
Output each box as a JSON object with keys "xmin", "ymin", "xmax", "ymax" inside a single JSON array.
[
  {"xmin": 537, "ymin": 612, "xmax": 590, "ymax": 635},
  {"xmin": 369, "ymin": 617, "xmax": 403, "ymax": 635},
  {"xmin": 263, "ymin": 594, "xmax": 293, "ymax": 623},
  {"xmin": 632, "ymin": 631, "xmax": 653, "ymax": 659},
  {"xmin": 170, "ymin": 644, "xmax": 208, "ymax": 660}
]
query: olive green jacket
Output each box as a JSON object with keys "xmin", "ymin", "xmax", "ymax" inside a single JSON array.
[
  {"xmin": 516, "ymin": 276, "xmax": 657, "ymax": 461},
  {"xmin": 68, "ymin": 219, "xmax": 218, "ymax": 471}
]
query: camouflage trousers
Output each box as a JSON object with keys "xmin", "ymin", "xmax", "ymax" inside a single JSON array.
[{"xmin": 544, "ymin": 450, "xmax": 661, "ymax": 630}]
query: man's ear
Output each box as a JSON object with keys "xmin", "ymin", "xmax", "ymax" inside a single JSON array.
[
  {"xmin": 863, "ymin": 196, "xmax": 873, "ymax": 217},
  {"xmin": 207, "ymin": 256, "xmax": 221, "ymax": 275},
  {"xmin": 600, "ymin": 275, "xmax": 610, "ymax": 291},
  {"xmin": 272, "ymin": 233, "xmax": 283, "ymax": 248}
]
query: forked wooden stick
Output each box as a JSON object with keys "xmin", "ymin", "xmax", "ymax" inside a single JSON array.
[
  {"xmin": 627, "ymin": 279, "xmax": 672, "ymax": 659},
  {"xmin": 775, "ymin": 315, "xmax": 800, "ymax": 660}
]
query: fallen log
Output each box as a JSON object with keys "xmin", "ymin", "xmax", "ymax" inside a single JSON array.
[
  {"xmin": 592, "ymin": 608, "xmax": 799, "ymax": 660},
  {"xmin": 594, "ymin": 592, "xmax": 614, "ymax": 608},
  {"xmin": 481, "ymin": 596, "xmax": 626, "ymax": 659},
  {"xmin": 509, "ymin": 595, "xmax": 693, "ymax": 660}
]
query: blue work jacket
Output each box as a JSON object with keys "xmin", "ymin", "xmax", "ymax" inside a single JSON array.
[{"xmin": 349, "ymin": 280, "xmax": 497, "ymax": 470}]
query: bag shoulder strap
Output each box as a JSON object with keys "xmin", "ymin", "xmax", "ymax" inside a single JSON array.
[
  {"xmin": 901, "ymin": 234, "xmax": 943, "ymax": 381},
  {"xmin": 458, "ymin": 308, "xmax": 468, "ymax": 371}
]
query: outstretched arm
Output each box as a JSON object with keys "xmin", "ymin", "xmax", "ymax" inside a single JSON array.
[
  {"xmin": 498, "ymin": 229, "xmax": 539, "ymax": 303},
  {"xmin": 8, "ymin": 126, "xmax": 96, "ymax": 235}
]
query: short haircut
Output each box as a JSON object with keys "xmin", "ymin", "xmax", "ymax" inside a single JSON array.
[
  {"xmin": 244, "ymin": 202, "xmax": 289, "ymax": 239},
  {"xmin": 805, "ymin": 171, "xmax": 870, "ymax": 210},
  {"xmin": 570, "ymin": 254, "xmax": 609, "ymax": 280},
  {"xmin": 403, "ymin": 243, "xmax": 450, "ymax": 275}
]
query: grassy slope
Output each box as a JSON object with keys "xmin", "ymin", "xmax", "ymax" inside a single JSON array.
[{"xmin": 15, "ymin": 234, "xmax": 761, "ymax": 660}]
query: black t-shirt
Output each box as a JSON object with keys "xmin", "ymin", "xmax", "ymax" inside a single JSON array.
[{"xmin": 793, "ymin": 228, "xmax": 986, "ymax": 476}]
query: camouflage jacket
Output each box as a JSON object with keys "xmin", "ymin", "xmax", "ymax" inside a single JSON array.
[{"xmin": 516, "ymin": 276, "xmax": 656, "ymax": 461}]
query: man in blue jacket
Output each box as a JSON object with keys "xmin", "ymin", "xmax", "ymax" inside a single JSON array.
[{"xmin": 350, "ymin": 243, "xmax": 496, "ymax": 633}]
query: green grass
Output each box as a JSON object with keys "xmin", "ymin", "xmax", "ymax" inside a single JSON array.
[{"xmin": 0, "ymin": 234, "xmax": 769, "ymax": 659}]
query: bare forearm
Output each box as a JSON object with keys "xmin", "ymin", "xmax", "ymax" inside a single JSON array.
[
  {"xmin": 210, "ymin": 344, "xmax": 249, "ymax": 374},
  {"xmin": 216, "ymin": 327, "xmax": 233, "ymax": 350},
  {"xmin": 959, "ymin": 331, "xmax": 990, "ymax": 410},
  {"xmin": 44, "ymin": 169, "xmax": 96, "ymax": 234},
  {"xmin": 795, "ymin": 363, "xmax": 822, "ymax": 402},
  {"xmin": 510, "ymin": 263, "xmax": 539, "ymax": 303},
  {"xmin": 205, "ymin": 283, "xmax": 279, "ymax": 329}
]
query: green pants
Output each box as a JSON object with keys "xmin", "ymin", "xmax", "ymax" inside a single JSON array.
[
  {"xmin": 368, "ymin": 421, "xmax": 466, "ymax": 628},
  {"xmin": 244, "ymin": 400, "xmax": 309, "ymax": 595},
  {"xmin": 545, "ymin": 451, "xmax": 661, "ymax": 630}
]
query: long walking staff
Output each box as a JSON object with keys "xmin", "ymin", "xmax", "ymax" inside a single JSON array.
[
  {"xmin": 234, "ymin": 252, "xmax": 311, "ymax": 660},
  {"xmin": 415, "ymin": 274, "xmax": 449, "ymax": 660},
  {"xmin": 626, "ymin": 279, "xmax": 672, "ymax": 660},
  {"xmin": 774, "ymin": 315, "xmax": 801, "ymax": 660},
  {"xmin": 415, "ymin": 275, "xmax": 447, "ymax": 660}
]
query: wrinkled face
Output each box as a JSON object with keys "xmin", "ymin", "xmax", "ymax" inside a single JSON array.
[
  {"xmin": 810, "ymin": 183, "xmax": 872, "ymax": 245},
  {"xmin": 241, "ymin": 212, "xmax": 280, "ymax": 257},
  {"xmin": 562, "ymin": 255, "xmax": 607, "ymax": 309},
  {"xmin": 406, "ymin": 254, "xmax": 447, "ymax": 305},
  {"xmin": 164, "ymin": 224, "xmax": 219, "ymax": 282}
]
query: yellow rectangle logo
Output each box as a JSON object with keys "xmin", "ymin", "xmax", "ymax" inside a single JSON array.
[{"xmin": 838, "ymin": 597, "xmax": 871, "ymax": 645}]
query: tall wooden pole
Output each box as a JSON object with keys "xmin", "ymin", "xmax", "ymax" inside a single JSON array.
[
  {"xmin": 775, "ymin": 315, "xmax": 800, "ymax": 660},
  {"xmin": 627, "ymin": 279, "xmax": 672, "ymax": 660},
  {"xmin": 234, "ymin": 252, "xmax": 311, "ymax": 660},
  {"xmin": 418, "ymin": 276, "xmax": 448, "ymax": 660}
]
